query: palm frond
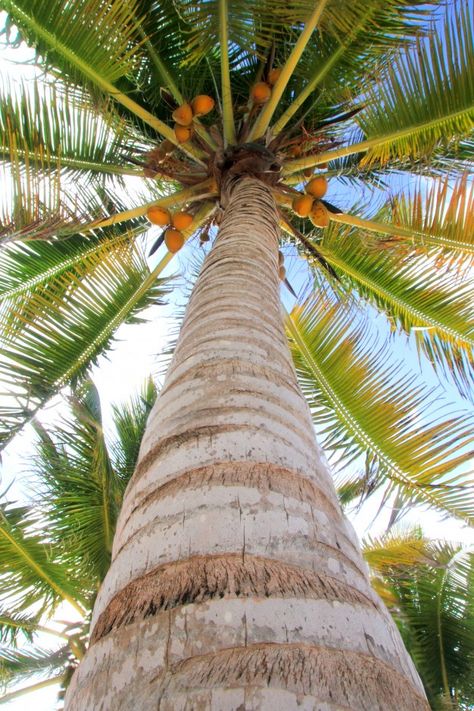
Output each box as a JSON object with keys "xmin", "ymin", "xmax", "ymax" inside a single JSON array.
[
  {"xmin": 286, "ymin": 291, "xmax": 474, "ymax": 522},
  {"xmin": 312, "ymin": 222, "xmax": 474, "ymax": 400},
  {"xmin": 0, "ymin": 501, "xmax": 84, "ymax": 616},
  {"xmin": 365, "ymin": 533, "xmax": 474, "ymax": 708},
  {"xmin": 2, "ymin": 0, "xmax": 205, "ymax": 163},
  {"xmin": 33, "ymin": 381, "xmax": 120, "ymax": 582},
  {"xmin": 0, "ymin": 230, "xmax": 170, "ymax": 449},
  {"xmin": 284, "ymin": 4, "xmax": 473, "ymax": 173},
  {"xmin": 331, "ymin": 175, "xmax": 474, "ymax": 258},
  {"xmin": 110, "ymin": 377, "xmax": 158, "ymax": 485},
  {"xmin": 0, "ymin": 79, "xmax": 144, "ymax": 182},
  {"xmin": 0, "ymin": 644, "xmax": 69, "ymax": 689}
]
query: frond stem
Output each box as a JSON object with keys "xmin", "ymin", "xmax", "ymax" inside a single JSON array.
[{"xmin": 249, "ymin": 0, "xmax": 329, "ymax": 140}]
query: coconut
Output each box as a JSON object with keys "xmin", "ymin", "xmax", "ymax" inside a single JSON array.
[
  {"xmin": 174, "ymin": 124, "xmax": 193, "ymax": 143},
  {"xmin": 172, "ymin": 212, "xmax": 194, "ymax": 230},
  {"xmin": 172, "ymin": 103, "xmax": 193, "ymax": 126},
  {"xmin": 164, "ymin": 228, "xmax": 185, "ymax": 253},
  {"xmin": 191, "ymin": 95, "xmax": 215, "ymax": 116},
  {"xmin": 251, "ymin": 82, "xmax": 272, "ymax": 104},
  {"xmin": 278, "ymin": 250, "xmax": 284, "ymax": 266},
  {"xmin": 306, "ymin": 176, "xmax": 328, "ymax": 198},
  {"xmin": 268, "ymin": 68, "xmax": 282, "ymax": 85},
  {"xmin": 146, "ymin": 205, "xmax": 171, "ymax": 226},
  {"xmin": 278, "ymin": 265, "xmax": 286, "ymax": 280},
  {"xmin": 309, "ymin": 202, "xmax": 330, "ymax": 228},
  {"xmin": 292, "ymin": 194, "xmax": 314, "ymax": 217}
]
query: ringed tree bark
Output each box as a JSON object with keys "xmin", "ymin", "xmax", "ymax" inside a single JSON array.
[{"xmin": 64, "ymin": 177, "xmax": 429, "ymax": 710}]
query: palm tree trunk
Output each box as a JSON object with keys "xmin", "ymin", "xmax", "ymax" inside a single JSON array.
[{"xmin": 65, "ymin": 177, "xmax": 429, "ymax": 710}]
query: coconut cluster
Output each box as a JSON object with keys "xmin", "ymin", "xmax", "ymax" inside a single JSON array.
[
  {"xmin": 172, "ymin": 95, "xmax": 215, "ymax": 143},
  {"xmin": 146, "ymin": 206, "xmax": 194, "ymax": 253},
  {"xmin": 292, "ymin": 176, "xmax": 330, "ymax": 227}
]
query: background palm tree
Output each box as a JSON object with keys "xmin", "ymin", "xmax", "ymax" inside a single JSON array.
[
  {"xmin": 0, "ymin": 379, "xmax": 157, "ymax": 704},
  {"xmin": 0, "ymin": 0, "xmax": 473, "ymax": 707}
]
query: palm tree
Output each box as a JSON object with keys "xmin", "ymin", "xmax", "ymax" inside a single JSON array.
[
  {"xmin": 364, "ymin": 530, "xmax": 474, "ymax": 710},
  {"xmin": 0, "ymin": 378, "xmax": 157, "ymax": 705},
  {"xmin": 0, "ymin": 0, "xmax": 473, "ymax": 707}
]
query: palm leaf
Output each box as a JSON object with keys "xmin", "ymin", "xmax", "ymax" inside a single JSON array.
[
  {"xmin": 33, "ymin": 382, "xmax": 121, "ymax": 582},
  {"xmin": 286, "ymin": 291, "xmax": 474, "ymax": 522},
  {"xmin": 0, "ymin": 230, "xmax": 170, "ymax": 449},
  {"xmin": 312, "ymin": 222, "xmax": 474, "ymax": 400},
  {"xmin": 0, "ymin": 501, "xmax": 84, "ymax": 616},
  {"xmin": 0, "ymin": 79, "xmax": 143, "ymax": 182},
  {"xmin": 284, "ymin": 4, "xmax": 474, "ymax": 172},
  {"xmin": 110, "ymin": 376, "xmax": 158, "ymax": 485},
  {"xmin": 331, "ymin": 175, "xmax": 474, "ymax": 258},
  {"xmin": 365, "ymin": 533, "xmax": 474, "ymax": 708},
  {"xmin": 2, "ymin": 0, "xmax": 204, "ymax": 162},
  {"xmin": 0, "ymin": 644, "xmax": 69, "ymax": 689}
]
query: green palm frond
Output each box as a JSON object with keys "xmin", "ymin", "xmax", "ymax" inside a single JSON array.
[
  {"xmin": 330, "ymin": 175, "xmax": 474, "ymax": 258},
  {"xmin": 3, "ymin": 0, "xmax": 143, "ymax": 86},
  {"xmin": 0, "ymin": 644, "xmax": 69, "ymax": 690},
  {"xmin": 284, "ymin": 4, "xmax": 473, "ymax": 173},
  {"xmin": 33, "ymin": 382, "xmax": 119, "ymax": 582},
  {"xmin": 365, "ymin": 533, "xmax": 474, "ymax": 709},
  {"xmin": 286, "ymin": 292, "xmax": 474, "ymax": 522},
  {"xmin": 0, "ymin": 79, "xmax": 144, "ymax": 182},
  {"xmin": 2, "ymin": 0, "xmax": 204, "ymax": 160},
  {"xmin": 110, "ymin": 377, "xmax": 158, "ymax": 485},
  {"xmin": 0, "ymin": 501, "xmax": 85, "ymax": 616},
  {"xmin": 0, "ymin": 230, "xmax": 170, "ymax": 449},
  {"xmin": 311, "ymin": 222, "xmax": 474, "ymax": 400}
]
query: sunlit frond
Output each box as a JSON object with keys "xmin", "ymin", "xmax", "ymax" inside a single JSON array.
[
  {"xmin": 286, "ymin": 291, "xmax": 474, "ymax": 522},
  {"xmin": 0, "ymin": 230, "xmax": 170, "ymax": 449},
  {"xmin": 311, "ymin": 221, "xmax": 474, "ymax": 400}
]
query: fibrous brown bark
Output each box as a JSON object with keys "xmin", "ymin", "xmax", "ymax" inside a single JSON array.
[{"xmin": 65, "ymin": 177, "xmax": 428, "ymax": 710}]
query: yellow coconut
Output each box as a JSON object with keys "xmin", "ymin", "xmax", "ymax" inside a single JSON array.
[
  {"xmin": 292, "ymin": 194, "xmax": 314, "ymax": 217},
  {"xmin": 306, "ymin": 176, "xmax": 328, "ymax": 198},
  {"xmin": 164, "ymin": 228, "xmax": 185, "ymax": 253},
  {"xmin": 251, "ymin": 82, "xmax": 272, "ymax": 104},
  {"xmin": 174, "ymin": 124, "xmax": 193, "ymax": 143},
  {"xmin": 191, "ymin": 95, "xmax": 215, "ymax": 116},
  {"xmin": 309, "ymin": 201, "xmax": 330, "ymax": 228},
  {"xmin": 146, "ymin": 205, "xmax": 171, "ymax": 226},
  {"xmin": 268, "ymin": 68, "xmax": 282, "ymax": 85},
  {"xmin": 172, "ymin": 211, "xmax": 194, "ymax": 230},
  {"xmin": 172, "ymin": 103, "xmax": 193, "ymax": 126}
]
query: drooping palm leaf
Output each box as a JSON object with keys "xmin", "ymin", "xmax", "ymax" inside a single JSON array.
[
  {"xmin": 0, "ymin": 502, "xmax": 85, "ymax": 616},
  {"xmin": 364, "ymin": 532, "xmax": 474, "ymax": 709},
  {"xmin": 286, "ymin": 291, "xmax": 474, "ymax": 522},
  {"xmin": 0, "ymin": 78, "xmax": 144, "ymax": 181},
  {"xmin": 110, "ymin": 376, "xmax": 158, "ymax": 484},
  {"xmin": 311, "ymin": 221, "xmax": 474, "ymax": 400},
  {"xmin": 0, "ymin": 230, "xmax": 170, "ymax": 448}
]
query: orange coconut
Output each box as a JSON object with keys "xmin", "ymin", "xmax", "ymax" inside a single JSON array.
[
  {"xmin": 174, "ymin": 124, "xmax": 193, "ymax": 143},
  {"xmin": 268, "ymin": 68, "xmax": 282, "ymax": 85},
  {"xmin": 278, "ymin": 265, "xmax": 286, "ymax": 280},
  {"xmin": 309, "ymin": 202, "xmax": 330, "ymax": 228},
  {"xmin": 172, "ymin": 211, "xmax": 194, "ymax": 230},
  {"xmin": 191, "ymin": 95, "xmax": 215, "ymax": 116},
  {"xmin": 164, "ymin": 228, "xmax": 185, "ymax": 253},
  {"xmin": 251, "ymin": 82, "xmax": 272, "ymax": 104},
  {"xmin": 306, "ymin": 176, "xmax": 328, "ymax": 198},
  {"xmin": 292, "ymin": 194, "xmax": 314, "ymax": 217},
  {"xmin": 147, "ymin": 205, "xmax": 171, "ymax": 226},
  {"xmin": 172, "ymin": 103, "xmax": 193, "ymax": 126},
  {"xmin": 278, "ymin": 250, "xmax": 284, "ymax": 266}
]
